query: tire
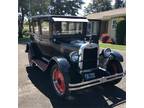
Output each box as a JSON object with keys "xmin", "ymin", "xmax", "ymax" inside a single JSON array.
[
  {"xmin": 49, "ymin": 64, "xmax": 69, "ymax": 99},
  {"xmin": 105, "ymin": 60, "xmax": 123, "ymax": 86}
]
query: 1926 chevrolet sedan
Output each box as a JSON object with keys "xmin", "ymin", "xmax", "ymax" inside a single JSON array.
[{"xmin": 26, "ymin": 15, "xmax": 125, "ymax": 98}]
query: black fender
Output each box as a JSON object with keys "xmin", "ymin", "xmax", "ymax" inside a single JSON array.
[
  {"xmin": 25, "ymin": 42, "xmax": 41, "ymax": 59},
  {"xmin": 48, "ymin": 57, "xmax": 70, "ymax": 74},
  {"xmin": 110, "ymin": 51, "xmax": 123, "ymax": 62}
]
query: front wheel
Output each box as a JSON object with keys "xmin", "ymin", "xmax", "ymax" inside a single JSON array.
[
  {"xmin": 106, "ymin": 60, "xmax": 123, "ymax": 86},
  {"xmin": 49, "ymin": 64, "xmax": 69, "ymax": 99}
]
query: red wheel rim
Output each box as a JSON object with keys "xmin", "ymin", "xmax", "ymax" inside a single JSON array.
[{"xmin": 52, "ymin": 68, "xmax": 65, "ymax": 95}]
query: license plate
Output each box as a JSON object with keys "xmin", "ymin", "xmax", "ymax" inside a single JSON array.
[{"xmin": 84, "ymin": 73, "xmax": 95, "ymax": 80}]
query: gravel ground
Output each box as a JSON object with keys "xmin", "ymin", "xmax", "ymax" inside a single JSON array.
[{"xmin": 18, "ymin": 43, "xmax": 126, "ymax": 108}]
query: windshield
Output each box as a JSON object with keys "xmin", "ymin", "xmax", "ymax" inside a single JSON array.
[{"xmin": 53, "ymin": 22, "xmax": 83, "ymax": 35}]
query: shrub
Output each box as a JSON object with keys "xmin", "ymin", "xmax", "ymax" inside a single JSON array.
[{"xmin": 116, "ymin": 20, "xmax": 126, "ymax": 45}]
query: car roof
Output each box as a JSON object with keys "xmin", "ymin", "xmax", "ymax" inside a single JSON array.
[{"xmin": 31, "ymin": 15, "xmax": 87, "ymax": 21}]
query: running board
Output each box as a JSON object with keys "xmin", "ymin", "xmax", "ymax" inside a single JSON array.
[
  {"xmin": 69, "ymin": 72, "xmax": 125, "ymax": 91},
  {"xmin": 32, "ymin": 58, "xmax": 49, "ymax": 71}
]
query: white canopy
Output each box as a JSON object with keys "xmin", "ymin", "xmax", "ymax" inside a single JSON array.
[{"xmin": 52, "ymin": 17, "xmax": 89, "ymax": 22}]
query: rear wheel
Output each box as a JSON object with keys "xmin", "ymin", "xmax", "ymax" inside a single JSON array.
[
  {"xmin": 106, "ymin": 60, "xmax": 123, "ymax": 86},
  {"xmin": 49, "ymin": 64, "xmax": 69, "ymax": 99}
]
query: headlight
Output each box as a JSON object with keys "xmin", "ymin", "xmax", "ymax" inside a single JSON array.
[
  {"xmin": 69, "ymin": 51, "xmax": 79, "ymax": 62},
  {"xmin": 103, "ymin": 48, "xmax": 111, "ymax": 58}
]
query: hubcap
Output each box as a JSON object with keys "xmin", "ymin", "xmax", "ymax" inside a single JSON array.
[{"xmin": 52, "ymin": 68, "xmax": 65, "ymax": 95}]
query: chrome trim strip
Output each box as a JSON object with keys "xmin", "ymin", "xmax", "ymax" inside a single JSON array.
[
  {"xmin": 80, "ymin": 68, "xmax": 97, "ymax": 73},
  {"xmin": 41, "ymin": 57, "xmax": 49, "ymax": 63},
  {"xmin": 98, "ymin": 67, "xmax": 106, "ymax": 71},
  {"xmin": 69, "ymin": 72, "xmax": 125, "ymax": 91},
  {"xmin": 80, "ymin": 67, "xmax": 106, "ymax": 73},
  {"xmin": 69, "ymin": 81, "xmax": 102, "ymax": 91}
]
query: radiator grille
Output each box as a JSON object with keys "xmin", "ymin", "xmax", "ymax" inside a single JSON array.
[{"xmin": 82, "ymin": 47, "xmax": 98, "ymax": 70}]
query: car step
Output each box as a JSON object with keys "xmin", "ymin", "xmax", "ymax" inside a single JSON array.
[{"xmin": 32, "ymin": 58, "xmax": 49, "ymax": 71}]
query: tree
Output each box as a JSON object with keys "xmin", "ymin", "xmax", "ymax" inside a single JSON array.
[
  {"xmin": 18, "ymin": 0, "xmax": 51, "ymax": 38},
  {"xmin": 84, "ymin": 0, "xmax": 112, "ymax": 15},
  {"xmin": 48, "ymin": 0, "xmax": 84, "ymax": 15},
  {"xmin": 18, "ymin": 0, "xmax": 84, "ymax": 38},
  {"xmin": 18, "ymin": 0, "xmax": 29, "ymax": 38},
  {"xmin": 115, "ymin": 0, "xmax": 125, "ymax": 9},
  {"xmin": 116, "ymin": 19, "xmax": 126, "ymax": 45},
  {"xmin": 30, "ymin": 0, "xmax": 50, "ymax": 15}
]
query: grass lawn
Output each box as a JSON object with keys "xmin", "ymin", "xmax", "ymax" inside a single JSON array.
[{"xmin": 99, "ymin": 42, "xmax": 126, "ymax": 51}]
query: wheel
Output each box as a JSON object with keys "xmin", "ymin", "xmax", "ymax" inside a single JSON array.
[
  {"xmin": 49, "ymin": 64, "xmax": 69, "ymax": 99},
  {"xmin": 105, "ymin": 60, "xmax": 123, "ymax": 86}
]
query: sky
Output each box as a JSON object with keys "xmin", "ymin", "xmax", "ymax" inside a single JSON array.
[{"xmin": 78, "ymin": 0, "xmax": 115, "ymax": 16}]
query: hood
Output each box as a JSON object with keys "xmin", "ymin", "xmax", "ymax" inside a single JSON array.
[
  {"xmin": 70, "ymin": 40, "xmax": 86, "ymax": 48},
  {"xmin": 60, "ymin": 40, "xmax": 86, "ymax": 55}
]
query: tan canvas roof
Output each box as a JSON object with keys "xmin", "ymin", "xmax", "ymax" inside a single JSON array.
[{"xmin": 86, "ymin": 8, "xmax": 126, "ymax": 20}]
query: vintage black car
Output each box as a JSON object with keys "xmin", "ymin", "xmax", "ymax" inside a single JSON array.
[{"xmin": 26, "ymin": 15, "xmax": 125, "ymax": 98}]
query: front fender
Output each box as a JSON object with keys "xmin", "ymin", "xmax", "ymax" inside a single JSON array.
[
  {"xmin": 110, "ymin": 51, "xmax": 123, "ymax": 62},
  {"xmin": 49, "ymin": 57, "xmax": 70, "ymax": 74}
]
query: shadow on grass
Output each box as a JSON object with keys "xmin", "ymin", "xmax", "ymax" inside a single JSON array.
[{"xmin": 26, "ymin": 66, "xmax": 126, "ymax": 108}]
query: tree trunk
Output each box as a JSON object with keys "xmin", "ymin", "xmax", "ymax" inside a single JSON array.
[{"xmin": 18, "ymin": 8, "xmax": 24, "ymax": 38}]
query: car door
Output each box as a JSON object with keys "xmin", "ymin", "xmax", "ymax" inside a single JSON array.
[{"xmin": 38, "ymin": 20, "xmax": 61, "ymax": 57}]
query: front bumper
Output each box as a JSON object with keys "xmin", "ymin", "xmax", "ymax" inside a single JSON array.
[{"xmin": 69, "ymin": 72, "xmax": 125, "ymax": 91}]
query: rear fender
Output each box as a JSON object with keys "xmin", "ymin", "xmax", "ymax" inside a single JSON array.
[{"xmin": 25, "ymin": 42, "xmax": 41, "ymax": 58}]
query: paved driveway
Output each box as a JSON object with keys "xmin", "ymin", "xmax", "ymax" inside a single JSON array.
[{"xmin": 18, "ymin": 43, "xmax": 126, "ymax": 108}]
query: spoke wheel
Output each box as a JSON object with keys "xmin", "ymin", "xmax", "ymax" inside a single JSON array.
[
  {"xmin": 49, "ymin": 64, "xmax": 69, "ymax": 98},
  {"xmin": 52, "ymin": 68, "xmax": 66, "ymax": 95}
]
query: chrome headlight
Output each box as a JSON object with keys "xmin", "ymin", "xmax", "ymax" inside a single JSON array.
[
  {"xmin": 69, "ymin": 51, "xmax": 79, "ymax": 62},
  {"xmin": 103, "ymin": 48, "xmax": 111, "ymax": 58}
]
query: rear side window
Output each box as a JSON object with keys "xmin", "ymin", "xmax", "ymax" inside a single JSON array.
[
  {"xmin": 33, "ymin": 21, "xmax": 39, "ymax": 34},
  {"xmin": 41, "ymin": 21, "xmax": 49, "ymax": 39}
]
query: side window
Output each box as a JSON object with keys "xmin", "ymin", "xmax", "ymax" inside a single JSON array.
[
  {"xmin": 41, "ymin": 21, "xmax": 49, "ymax": 38},
  {"xmin": 69, "ymin": 22, "xmax": 75, "ymax": 34},
  {"xmin": 61, "ymin": 22, "xmax": 68, "ymax": 34},
  {"xmin": 33, "ymin": 21, "xmax": 39, "ymax": 34},
  {"xmin": 86, "ymin": 22, "xmax": 92, "ymax": 36}
]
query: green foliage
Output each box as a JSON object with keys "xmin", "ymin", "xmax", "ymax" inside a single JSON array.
[
  {"xmin": 115, "ymin": 0, "xmax": 125, "ymax": 9},
  {"xmin": 18, "ymin": 35, "xmax": 30, "ymax": 42},
  {"xmin": 30, "ymin": 0, "xmax": 50, "ymax": 15},
  {"xmin": 116, "ymin": 20, "xmax": 126, "ymax": 45},
  {"xmin": 18, "ymin": 0, "xmax": 84, "ymax": 38},
  {"xmin": 49, "ymin": 0, "xmax": 84, "ymax": 15},
  {"xmin": 18, "ymin": 0, "xmax": 84, "ymax": 16},
  {"xmin": 84, "ymin": 0, "xmax": 112, "ymax": 15}
]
